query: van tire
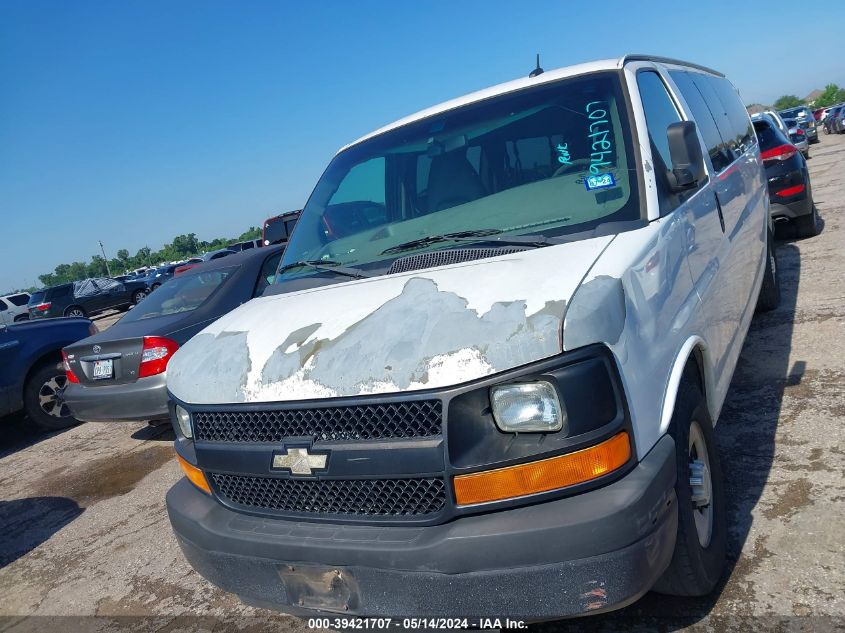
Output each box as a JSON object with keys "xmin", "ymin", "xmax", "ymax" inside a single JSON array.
[
  {"xmin": 795, "ymin": 204, "xmax": 819, "ymax": 238},
  {"xmin": 756, "ymin": 230, "xmax": 780, "ymax": 312},
  {"xmin": 23, "ymin": 361, "xmax": 82, "ymax": 432},
  {"xmin": 653, "ymin": 370, "xmax": 726, "ymax": 597}
]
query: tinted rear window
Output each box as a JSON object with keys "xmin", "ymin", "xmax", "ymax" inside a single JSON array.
[
  {"xmin": 264, "ymin": 217, "xmax": 292, "ymax": 245},
  {"xmin": 119, "ymin": 267, "xmax": 235, "ymax": 322},
  {"xmin": 28, "ymin": 292, "xmax": 45, "ymax": 305},
  {"xmin": 48, "ymin": 285, "xmax": 72, "ymax": 298},
  {"xmin": 7, "ymin": 294, "xmax": 30, "ymax": 306},
  {"xmin": 753, "ymin": 121, "xmax": 788, "ymax": 150}
]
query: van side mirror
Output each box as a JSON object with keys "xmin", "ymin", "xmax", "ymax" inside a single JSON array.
[{"xmin": 666, "ymin": 121, "xmax": 705, "ymax": 191}]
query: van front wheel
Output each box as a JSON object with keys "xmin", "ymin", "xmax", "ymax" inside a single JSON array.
[{"xmin": 653, "ymin": 371, "xmax": 727, "ymax": 596}]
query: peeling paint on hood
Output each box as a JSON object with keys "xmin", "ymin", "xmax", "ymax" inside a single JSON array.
[{"xmin": 167, "ymin": 237, "xmax": 614, "ymax": 404}]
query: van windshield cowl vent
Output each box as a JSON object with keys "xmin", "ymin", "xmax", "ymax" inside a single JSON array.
[{"xmin": 386, "ymin": 247, "xmax": 527, "ymax": 275}]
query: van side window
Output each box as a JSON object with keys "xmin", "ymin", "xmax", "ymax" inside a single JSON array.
[
  {"xmin": 637, "ymin": 71, "xmax": 683, "ymax": 214},
  {"xmin": 331, "ymin": 157, "xmax": 386, "ymax": 206},
  {"xmin": 669, "ymin": 70, "xmax": 731, "ymax": 173},
  {"xmin": 706, "ymin": 76, "xmax": 754, "ymax": 153},
  {"xmin": 323, "ymin": 157, "xmax": 388, "ymax": 239},
  {"xmin": 688, "ymin": 73, "xmax": 737, "ymax": 161}
]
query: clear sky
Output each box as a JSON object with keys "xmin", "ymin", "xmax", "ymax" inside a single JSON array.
[{"xmin": 1, "ymin": 0, "xmax": 841, "ymax": 292}]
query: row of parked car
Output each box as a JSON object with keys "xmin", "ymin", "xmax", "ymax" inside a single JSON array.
[
  {"xmin": 0, "ymin": 55, "xmax": 824, "ymax": 621},
  {"xmin": 0, "ymin": 244, "xmax": 286, "ymax": 431},
  {"xmin": 0, "ymin": 216, "xmax": 300, "ymax": 432},
  {"xmin": 822, "ymin": 104, "xmax": 845, "ymax": 134}
]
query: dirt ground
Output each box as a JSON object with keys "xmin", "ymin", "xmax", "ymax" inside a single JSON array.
[{"xmin": 1, "ymin": 135, "xmax": 843, "ymax": 633}]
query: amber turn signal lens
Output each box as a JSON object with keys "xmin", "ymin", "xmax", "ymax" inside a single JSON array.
[
  {"xmin": 177, "ymin": 454, "xmax": 211, "ymax": 495},
  {"xmin": 453, "ymin": 432, "xmax": 631, "ymax": 506}
]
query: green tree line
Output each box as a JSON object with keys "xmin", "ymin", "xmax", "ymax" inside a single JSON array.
[
  {"xmin": 35, "ymin": 227, "xmax": 261, "ymax": 289},
  {"xmin": 772, "ymin": 84, "xmax": 845, "ymax": 111}
]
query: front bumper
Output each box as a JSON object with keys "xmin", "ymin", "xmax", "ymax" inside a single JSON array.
[
  {"xmin": 64, "ymin": 373, "xmax": 169, "ymax": 422},
  {"xmin": 167, "ymin": 435, "xmax": 677, "ymax": 619}
]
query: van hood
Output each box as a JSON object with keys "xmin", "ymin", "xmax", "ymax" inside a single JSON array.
[{"xmin": 167, "ymin": 236, "xmax": 614, "ymax": 405}]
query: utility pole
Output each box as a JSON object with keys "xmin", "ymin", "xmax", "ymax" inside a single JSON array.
[{"xmin": 98, "ymin": 240, "xmax": 112, "ymax": 277}]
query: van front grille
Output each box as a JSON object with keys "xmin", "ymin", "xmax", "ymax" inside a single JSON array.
[
  {"xmin": 210, "ymin": 473, "xmax": 447, "ymax": 517},
  {"xmin": 192, "ymin": 400, "xmax": 442, "ymax": 443}
]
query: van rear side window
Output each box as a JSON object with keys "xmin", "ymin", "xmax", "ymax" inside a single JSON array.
[
  {"xmin": 669, "ymin": 71, "xmax": 733, "ymax": 173},
  {"xmin": 706, "ymin": 76, "xmax": 754, "ymax": 152}
]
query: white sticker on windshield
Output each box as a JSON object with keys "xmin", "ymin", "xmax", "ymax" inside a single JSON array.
[{"xmin": 584, "ymin": 173, "xmax": 616, "ymax": 191}]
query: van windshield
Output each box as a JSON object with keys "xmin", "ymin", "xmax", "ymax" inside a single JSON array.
[{"xmin": 280, "ymin": 71, "xmax": 640, "ymax": 278}]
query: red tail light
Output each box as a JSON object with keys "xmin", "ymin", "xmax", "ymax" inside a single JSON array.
[
  {"xmin": 139, "ymin": 336, "xmax": 179, "ymax": 378},
  {"xmin": 760, "ymin": 144, "xmax": 797, "ymax": 163},
  {"xmin": 776, "ymin": 183, "xmax": 806, "ymax": 197},
  {"xmin": 795, "ymin": 128, "xmax": 805, "ymax": 136},
  {"xmin": 34, "ymin": 302, "xmax": 51, "ymax": 312},
  {"xmin": 62, "ymin": 349, "xmax": 80, "ymax": 383}
]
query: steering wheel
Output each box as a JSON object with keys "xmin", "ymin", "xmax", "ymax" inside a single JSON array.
[{"xmin": 553, "ymin": 158, "xmax": 592, "ymax": 177}]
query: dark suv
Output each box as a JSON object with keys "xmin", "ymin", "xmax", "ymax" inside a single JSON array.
[
  {"xmin": 754, "ymin": 118, "xmax": 818, "ymax": 237},
  {"xmin": 29, "ymin": 277, "xmax": 149, "ymax": 319}
]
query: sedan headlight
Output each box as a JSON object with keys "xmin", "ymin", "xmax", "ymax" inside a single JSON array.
[
  {"xmin": 174, "ymin": 405, "xmax": 193, "ymax": 438},
  {"xmin": 490, "ymin": 381, "xmax": 566, "ymax": 433}
]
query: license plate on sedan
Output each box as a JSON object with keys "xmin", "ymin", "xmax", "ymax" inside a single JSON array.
[{"xmin": 92, "ymin": 359, "xmax": 113, "ymax": 380}]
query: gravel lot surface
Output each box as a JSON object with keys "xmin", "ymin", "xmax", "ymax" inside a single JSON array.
[{"xmin": 1, "ymin": 135, "xmax": 843, "ymax": 632}]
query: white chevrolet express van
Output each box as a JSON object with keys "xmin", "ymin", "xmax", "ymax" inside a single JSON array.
[{"xmin": 165, "ymin": 55, "xmax": 779, "ymax": 619}]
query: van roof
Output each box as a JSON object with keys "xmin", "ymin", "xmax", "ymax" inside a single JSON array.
[{"xmin": 340, "ymin": 54, "xmax": 723, "ymax": 153}]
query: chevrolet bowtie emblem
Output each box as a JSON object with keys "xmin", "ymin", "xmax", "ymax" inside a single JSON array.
[{"xmin": 272, "ymin": 447, "xmax": 327, "ymax": 475}]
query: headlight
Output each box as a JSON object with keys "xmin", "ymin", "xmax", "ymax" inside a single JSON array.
[
  {"xmin": 174, "ymin": 405, "xmax": 193, "ymax": 438},
  {"xmin": 490, "ymin": 381, "xmax": 566, "ymax": 433}
]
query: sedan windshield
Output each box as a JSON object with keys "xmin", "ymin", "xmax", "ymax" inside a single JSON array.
[
  {"xmin": 280, "ymin": 71, "xmax": 639, "ymax": 278},
  {"xmin": 119, "ymin": 268, "xmax": 235, "ymax": 322}
]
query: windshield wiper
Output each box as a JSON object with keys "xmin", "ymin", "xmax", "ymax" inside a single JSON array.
[
  {"xmin": 278, "ymin": 260, "xmax": 373, "ymax": 279},
  {"xmin": 381, "ymin": 229, "xmax": 568, "ymax": 255},
  {"xmin": 381, "ymin": 229, "xmax": 507, "ymax": 255}
]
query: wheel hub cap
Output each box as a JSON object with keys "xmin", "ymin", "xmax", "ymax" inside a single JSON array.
[
  {"xmin": 689, "ymin": 459, "xmax": 711, "ymax": 507},
  {"xmin": 688, "ymin": 421, "xmax": 714, "ymax": 548},
  {"xmin": 38, "ymin": 375, "xmax": 72, "ymax": 418}
]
